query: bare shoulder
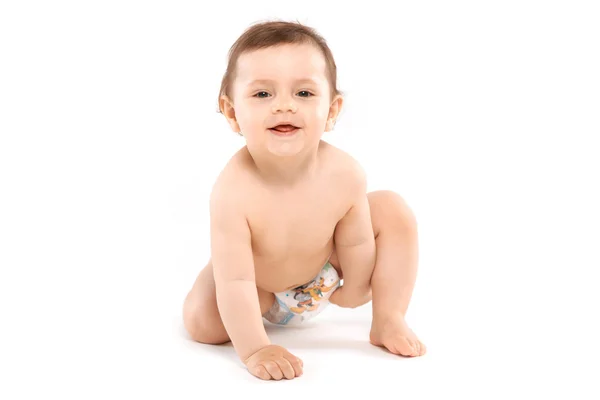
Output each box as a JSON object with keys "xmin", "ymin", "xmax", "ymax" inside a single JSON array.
[
  {"xmin": 209, "ymin": 147, "xmax": 256, "ymax": 213},
  {"xmin": 320, "ymin": 141, "xmax": 368, "ymax": 194}
]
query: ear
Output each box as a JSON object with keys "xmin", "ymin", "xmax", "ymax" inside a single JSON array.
[
  {"xmin": 219, "ymin": 95, "xmax": 241, "ymax": 133},
  {"xmin": 325, "ymin": 94, "xmax": 343, "ymax": 132}
]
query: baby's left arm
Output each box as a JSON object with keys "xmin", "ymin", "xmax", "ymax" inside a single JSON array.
[{"xmin": 330, "ymin": 169, "xmax": 376, "ymax": 307}]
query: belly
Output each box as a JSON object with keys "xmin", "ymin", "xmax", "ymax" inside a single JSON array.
[{"xmin": 253, "ymin": 240, "xmax": 334, "ymax": 293}]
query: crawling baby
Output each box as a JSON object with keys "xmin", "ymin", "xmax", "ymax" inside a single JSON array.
[{"xmin": 183, "ymin": 20, "xmax": 426, "ymax": 381}]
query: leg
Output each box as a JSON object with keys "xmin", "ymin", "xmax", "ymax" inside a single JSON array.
[
  {"xmin": 366, "ymin": 190, "xmax": 426, "ymax": 357},
  {"xmin": 183, "ymin": 259, "xmax": 275, "ymax": 344}
]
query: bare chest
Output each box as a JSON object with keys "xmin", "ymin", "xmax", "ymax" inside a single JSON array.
[
  {"xmin": 247, "ymin": 186, "xmax": 348, "ymax": 291},
  {"xmin": 249, "ymin": 191, "xmax": 345, "ymax": 257}
]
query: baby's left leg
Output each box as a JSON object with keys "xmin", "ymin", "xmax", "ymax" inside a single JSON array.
[{"xmin": 365, "ymin": 190, "xmax": 426, "ymax": 357}]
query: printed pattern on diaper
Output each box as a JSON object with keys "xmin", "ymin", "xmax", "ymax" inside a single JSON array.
[{"xmin": 263, "ymin": 262, "xmax": 340, "ymax": 325}]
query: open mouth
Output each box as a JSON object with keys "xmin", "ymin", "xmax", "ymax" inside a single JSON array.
[{"xmin": 269, "ymin": 124, "xmax": 300, "ymax": 136}]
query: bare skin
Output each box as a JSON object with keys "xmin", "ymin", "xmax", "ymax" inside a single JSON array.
[
  {"xmin": 184, "ymin": 41, "xmax": 425, "ymax": 380},
  {"xmin": 183, "ymin": 142, "xmax": 426, "ymax": 380}
]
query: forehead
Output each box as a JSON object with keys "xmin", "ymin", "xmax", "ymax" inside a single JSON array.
[{"xmin": 235, "ymin": 43, "xmax": 328, "ymax": 86}]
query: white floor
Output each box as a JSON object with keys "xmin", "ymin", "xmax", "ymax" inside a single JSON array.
[{"xmin": 3, "ymin": 218, "xmax": 598, "ymax": 399}]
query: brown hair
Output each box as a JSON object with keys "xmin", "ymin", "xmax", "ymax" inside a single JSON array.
[{"xmin": 217, "ymin": 19, "xmax": 342, "ymax": 114}]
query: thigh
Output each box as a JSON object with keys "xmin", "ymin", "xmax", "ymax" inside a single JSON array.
[{"xmin": 182, "ymin": 259, "xmax": 275, "ymax": 344}]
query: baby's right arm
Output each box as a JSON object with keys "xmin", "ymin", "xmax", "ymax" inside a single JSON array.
[
  {"xmin": 209, "ymin": 181, "xmax": 271, "ymax": 362},
  {"xmin": 209, "ymin": 170, "xmax": 304, "ymax": 380}
]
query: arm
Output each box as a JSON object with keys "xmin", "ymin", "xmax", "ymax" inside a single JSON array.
[
  {"xmin": 329, "ymin": 166, "xmax": 376, "ymax": 308},
  {"xmin": 209, "ymin": 182, "xmax": 270, "ymax": 362}
]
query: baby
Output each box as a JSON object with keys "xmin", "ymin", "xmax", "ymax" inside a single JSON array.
[{"xmin": 183, "ymin": 20, "xmax": 426, "ymax": 381}]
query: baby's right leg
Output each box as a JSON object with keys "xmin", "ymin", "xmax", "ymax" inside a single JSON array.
[{"xmin": 183, "ymin": 259, "xmax": 275, "ymax": 344}]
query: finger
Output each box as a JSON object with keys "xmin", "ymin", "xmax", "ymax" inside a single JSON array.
[
  {"xmin": 263, "ymin": 361, "xmax": 284, "ymax": 381},
  {"xmin": 252, "ymin": 365, "xmax": 271, "ymax": 380},
  {"xmin": 285, "ymin": 355, "xmax": 303, "ymax": 377},
  {"xmin": 275, "ymin": 358, "xmax": 295, "ymax": 379}
]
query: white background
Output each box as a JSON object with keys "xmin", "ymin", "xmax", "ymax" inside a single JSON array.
[{"xmin": 1, "ymin": 0, "xmax": 599, "ymax": 398}]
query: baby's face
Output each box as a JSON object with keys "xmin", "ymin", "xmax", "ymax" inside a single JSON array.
[{"xmin": 226, "ymin": 43, "xmax": 338, "ymax": 157}]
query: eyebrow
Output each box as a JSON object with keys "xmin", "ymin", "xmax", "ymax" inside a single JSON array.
[{"xmin": 246, "ymin": 78, "xmax": 319, "ymax": 86}]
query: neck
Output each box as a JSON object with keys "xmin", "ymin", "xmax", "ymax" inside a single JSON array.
[{"xmin": 245, "ymin": 144, "xmax": 321, "ymax": 187}]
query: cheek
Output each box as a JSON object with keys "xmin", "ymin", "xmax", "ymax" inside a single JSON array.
[
  {"xmin": 311, "ymin": 102, "xmax": 330, "ymax": 124},
  {"xmin": 236, "ymin": 104, "xmax": 262, "ymax": 127}
]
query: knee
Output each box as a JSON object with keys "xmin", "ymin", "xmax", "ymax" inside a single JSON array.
[
  {"xmin": 367, "ymin": 190, "xmax": 417, "ymax": 228},
  {"xmin": 182, "ymin": 294, "xmax": 228, "ymax": 345}
]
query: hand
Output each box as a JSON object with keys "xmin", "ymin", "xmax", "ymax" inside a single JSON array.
[
  {"xmin": 329, "ymin": 285, "xmax": 372, "ymax": 308},
  {"xmin": 243, "ymin": 345, "xmax": 303, "ymax": 380}
]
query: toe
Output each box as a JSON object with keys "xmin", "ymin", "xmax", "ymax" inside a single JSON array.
[
  {"xmin": 381, "ymin": 338, "xmax": 399, "ymax": 355},
  {"xmin": 396, "ymin": 337, "xmax": 415, "ymax": 356},
  {"xmin": 415, "ymin": 341, "xmax": 422, "ymax": 356},
  {"xmin": 419, "ymin": 341, "xmax": 427, "ymax": 356},
  {"xmin": 408, "ymin": 339, "xmax": 419, "ymax": 356},
  {"xmin": 389, "ymin": 342, "xmax": 402, "ymax": 355}
]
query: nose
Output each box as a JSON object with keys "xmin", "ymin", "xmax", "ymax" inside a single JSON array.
[{"xmin": 271, "ymin": 95, "xmax": 297, "ymax": 114}]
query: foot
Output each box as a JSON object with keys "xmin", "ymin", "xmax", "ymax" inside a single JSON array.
[{"xmin": 370, "ymin": 314, "xmax": 426, "ymax": 357}]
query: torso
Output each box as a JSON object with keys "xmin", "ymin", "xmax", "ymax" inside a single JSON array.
[{"xmin": 229, "ymin": 141, "xmax": 355, "ymax": 293}]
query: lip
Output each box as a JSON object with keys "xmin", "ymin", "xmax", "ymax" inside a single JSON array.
[
  {"xmin": 270, "ymin": 121, "xmax": 298, "ymax": 128},
  {"xmin": 269, "ymin": 127, "xmax": 300, "ymax": 137}
]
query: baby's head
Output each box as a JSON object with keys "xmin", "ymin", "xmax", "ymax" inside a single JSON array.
[{"xmin": 217, "ymin": 20, "xmax": 344, "ymax": 157}]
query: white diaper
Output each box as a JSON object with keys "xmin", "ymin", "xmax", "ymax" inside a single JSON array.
[{"xmin": 263, "ymin": 261, "xmax": 340, "ymax": 326}]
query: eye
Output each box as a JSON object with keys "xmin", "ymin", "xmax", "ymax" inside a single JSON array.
[
  {"xmin": 253, "ymin": 91, "xmax": 270, "ymax": 98},
  {"xmin": 297, "ymin": 91, "xmax": 313, "ymax": 97}
]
